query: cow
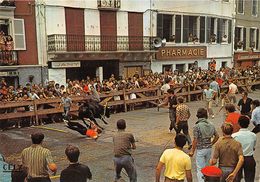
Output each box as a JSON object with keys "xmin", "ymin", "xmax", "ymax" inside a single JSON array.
[{"xmin": 78, "ymin": 100, "xmax": 111, "ymax": 130}]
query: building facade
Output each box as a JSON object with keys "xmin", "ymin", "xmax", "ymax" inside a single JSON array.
[
  {"xmin": 0, "ymin": 0, "xmax": 43, "ymax": 86},
  {"xmin": 234, "ymin": 0, "xmax": 260, "ymax": 67},
  {"xmin": 151, "ymin": 0, "xmax": 235, "ymax": 73}
]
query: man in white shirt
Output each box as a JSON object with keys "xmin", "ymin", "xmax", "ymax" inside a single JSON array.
[
  {"xmin": 160, "ymin": 78, "xmax": 171, "ymax": 94},
  {"xmin": 251, "ymin": 100, "xmax": 260, "ymax": 134},
  {"xmin": 228, "ymin": 80, "xmax": 238, "ymax": 104},
  {"xmin": 232, "ymin": 116, "xmax": 257, "ymax": 182}
]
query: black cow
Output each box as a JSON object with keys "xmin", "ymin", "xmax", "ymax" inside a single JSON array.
[{"xmin": 78, "ymin": 100, "xmax": 111, "ymax": 130}]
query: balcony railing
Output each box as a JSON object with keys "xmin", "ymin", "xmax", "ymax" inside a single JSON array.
[
  {"xmin": 0, "ymin": 51, "xmax": 18, "ymax": 66},
  {"xmin": 0, "ymin": 0, "xmax": 15, "ymax": 6},
  {"xmin": 47, "ymin": 34, "xmax": 154, "ymax": 52},
  {"xmin": 97, "ymin": 0, "xmax": 120, "ymax": 9}
]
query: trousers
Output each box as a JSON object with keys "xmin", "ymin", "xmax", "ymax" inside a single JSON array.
[
  {"xmin": 169, "ymin": 109, "xmax": 177, "ymax": 132},
  {"xmin": 237, "ymin": 156, "xmax": 256, "ymax": 182},
  {"xmin": 176, "ymin": 121, "xmax": 191, "ymax": 145},
  {"xmin": 196, "ymin": 148, "xmax": 212, "ymax": 182},
  {"xmin": 27, "ymin": 177, "xmax": 51, "ymax": 182}
]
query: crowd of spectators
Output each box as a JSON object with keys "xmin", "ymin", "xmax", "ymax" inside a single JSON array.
[{"xmin": 0, "ymin": 65, "xmax": 260, "ymax": 103}]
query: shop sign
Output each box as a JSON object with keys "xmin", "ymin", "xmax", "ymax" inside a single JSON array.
[
  {"xmin": 156, "ymin": 46, "xmax": 207, "ymax": 60},
  {"xmin": 235, "ymin": 52, "xmax": 260, "ymax": 61},
  {"xmin": 0, "ymin": 71, "xmax": 18, "ymax": 77},
  {"xmin": 51, "ymin": 61, "xmax": 81, "ymax": 68},
  {"xmin": 0, "ymin": 72, "xmax": 8, "ymax": 76}
]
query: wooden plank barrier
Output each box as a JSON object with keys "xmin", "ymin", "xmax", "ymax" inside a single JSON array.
[{"xmin": 0, "ymin": 77, "xmax": 259, "ymax": 126}]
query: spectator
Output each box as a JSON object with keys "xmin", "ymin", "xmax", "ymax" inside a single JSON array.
[
  {"xmin": 155, "ymin": 134, "xmax": 192, "ymax": 182},
  {"xmin": 251, "ymin": 100, "xmax": 260, "ymax": 134},
  {"xmin": 60, "ymin": 145, "xmax": 92, "ymax": 182},
  {"xmin": 21, "ymin": 132, "xmax": 57, "ymax": 182},
  {"xmin": 189, "ymin": 108, "xmax": 219, "ymax": 182},
  {"xmin": 203, "ymin": 84, "xmax": 215, "ymax": 118},
  {"xmin": 209, "ymin": 77, "xmax": 220, "ymax": 106},
  {"xmin": 232, "ymin": 116, "xmax": 257, "ymax": 182},
  {"xmin": 176, "ymin": 97, "xmax": 192, "ymax": 149},
  {"xmin": 210, "ymin": 123, "xmax": 244, "ymax": 182},
  {"xmin": 237, "ymin": 91, "xmax": 252, "ymax": 116},
  {"xmin": 225, "ymin": 104, "xmax": 241, "ymax": 133},
  {"xmin": 113, "ymin": 119, "xmax": 137, "ymax": 182}
]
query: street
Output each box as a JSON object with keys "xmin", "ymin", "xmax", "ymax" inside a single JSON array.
[{"xmin": 0, "ymin": 90, "xmax": 260, "ymax": 182}]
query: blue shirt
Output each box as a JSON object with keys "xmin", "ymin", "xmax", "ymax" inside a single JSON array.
[
  {"xmin": 209, "ymin": 81, "xmax": 220, "ymax": 92},
  {"xmin": 203, "ymin": 89, "xmax": 214, "ymax": 100},
  {"xmin": 251, "ymin": 106, "xmax": 260, "ymax": 125},
  {"xmin": 232, "ymin": 129, "xmax": 257, "ymax": 156}
]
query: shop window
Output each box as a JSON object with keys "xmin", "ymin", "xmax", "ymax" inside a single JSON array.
[
  {"xmin": 176, "ymin": 64, "xmax": 185, "ymax": 73},
  {"xmin": 237, "ymin": 0, "xmax": 244, "ymax": 14},
  {"xmin": 252, "ymin": 0, "xmax": 258, "ymax": 16},
  {"xmin": 162, "ymin": 64, "xmax": 172, "ymax": 73}
]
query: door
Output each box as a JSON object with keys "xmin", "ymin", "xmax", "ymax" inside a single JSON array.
[
  {"xmin": 128, "ymin": 12, "xmax": 143, "ymax": 50},
  {"xmin": 123, "ymin": 66, "xmax": 142, "ymax": 79},
  {"xmin": 65, "ymin": 8, "xmax": 85, "ymax": 51},
  {"xmin": 162, "ymin": 64, "xmax": 172, "ymax": 73},
  {"xmin": 100, "ymin": 11, "xmax": 117, "ymax": 51}
]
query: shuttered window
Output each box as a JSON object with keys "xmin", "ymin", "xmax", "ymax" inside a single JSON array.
[
  {"xmin": 243, "ymin": 28, "xmax": 246, "ymax": 50},
  {"xmin": 256, "ymin": 29, "xmax": 259, "ymax": 50},
  {"xmin": 14, "ymin": 19, "xmax": 26, "ymax": 50}
]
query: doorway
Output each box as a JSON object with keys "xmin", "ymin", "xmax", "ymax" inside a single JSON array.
[{"xmin": 176, "ymin": 64, "xmax": 185, "ymax": 73}]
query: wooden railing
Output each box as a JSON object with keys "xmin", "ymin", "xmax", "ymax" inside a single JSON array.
[{"xmin": 0, "ymin": 76, "xmax": 260, "ymax": 125}]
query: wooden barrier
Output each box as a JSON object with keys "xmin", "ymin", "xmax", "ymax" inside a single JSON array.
[{"xmin": 0, "ymin": 76, "xmax": 260, "ymax": 125}]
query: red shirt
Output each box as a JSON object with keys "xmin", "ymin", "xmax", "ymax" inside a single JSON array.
[
  {"xmin": 216, "ymin": 78, "xmax": 224, "ymax": 87},
  {"xmin": 225, "ymin": 112, "xmax": 241, "ymax": 133}
]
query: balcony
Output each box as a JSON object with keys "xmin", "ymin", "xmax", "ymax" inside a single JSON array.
[
  {"xmin": 47, "ymin": 34, "xmax": 154, "ymax": 52},
  {"xmin": 97, "ymin": 0, "xmax": 120, "ymax": 10},
  {"xmin": 0, "ymin": 0, "xmax": 15, "ymax": 7},
  {"xmin": 0, "ymin": 51, "xmax": 18, "ymax": 66}
]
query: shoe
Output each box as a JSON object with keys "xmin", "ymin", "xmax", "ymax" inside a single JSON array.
[
  {"xmin": 212, "ymin": 115, "xmax": 215, "ymax": 119},
  {"xmin": 63, "ymin": 119, "xmax": 69, "ymax": 125},
  {"xmin": 157, "ymin": 106, "xmax": 160, "ymax": 112}
]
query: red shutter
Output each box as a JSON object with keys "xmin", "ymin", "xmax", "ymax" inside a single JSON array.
[
  {"xmin": 100, "ymin": 11, "xmax": 117, "ymax": 51},
  {"xmin": 128, "ymin": 12, "xmax": 143, "ymax": 50},
  {"xmin": 65, "ymin": 8, "xmax": 85, "ymax": 51}
]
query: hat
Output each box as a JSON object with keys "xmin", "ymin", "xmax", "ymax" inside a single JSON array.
[
  {"xmin": 86, "ymin": 129, "xmax": 98, "ymax": 139},
  {"xmin": 201, "ymin": 166, "xmax": 222, "ymax": 177}
]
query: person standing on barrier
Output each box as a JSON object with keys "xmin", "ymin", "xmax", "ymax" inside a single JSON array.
[
  {"xmin": 210, "ymin": 123, "xmax": 244, "ymax": 182},
  {"xmin": 251, "ymin": 100, "xmax": 260, "ymax": 134},
  {"xmin": 113, "ymin": 119, "xmax": 137, "ymax": 182},
  {"xmin": 176, "ymin": 97, "xmax": 192, "ymax": 149},
  {"xmin": 60, "ymin": 92, "xmax": 72, "ymax": 122},
  {"xmin": 232, "ymin": 116, "xmax": 256, "ymax": 182},
  {"xmin": 203, "ymin": 85, "xmax": 215, "ymax": 119},
  {"xmin": 155, "ymin": 134, "xmax": 193, "ymax": 182},
  {"xmin": 189, "ymin": 108, "xmax": 219, "ymax": 182},
  {"xmin": 158, "ymin": 88, "xmax": 178, "ymax": 133}
]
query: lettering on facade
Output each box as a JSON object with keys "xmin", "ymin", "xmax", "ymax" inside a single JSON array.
[
  {"xmin": 52, "ymin": 61, "xmax": 81, "ymax": 68},
  {"xmin": 156, "ymin": 46, "xmax": 207, "ymax": 60},
  {"xmin": 235, "ymin": 53, "xmax": 260, "ymax": 61}
]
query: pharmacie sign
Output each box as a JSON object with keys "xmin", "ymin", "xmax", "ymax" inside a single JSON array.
[
  {"xmin": 156, "ymin": 46, "xmax": 207, "ymax": 60},
  {"xmin": 51, "ymin": 61, "xmax": 81, "ymax": 68}
]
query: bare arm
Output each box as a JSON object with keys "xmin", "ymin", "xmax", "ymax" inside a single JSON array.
[
  {"xmin": 131, "ymin": 142, "xmax": 136, "ymax": 150},
  {"xmin": 226, "ymin": 155, "xmax": 244, "ymax": 182},
  {"xmin": 189, "ymin": 138, "xmax": 197, "ymax": 157},
  {"xmin": 212, "ymin": 133, "xmax": 219, "ymax": 145},
  {"xmin": 155, "ymin": 162, "xmax": 164, "ymax": 182},
  {"xmin": 185, "ymin": 170, "xmax": 193, "ymax": 182}
]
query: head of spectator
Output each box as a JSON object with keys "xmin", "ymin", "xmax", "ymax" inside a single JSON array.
[
  {"xmin": 175, "ymin": 134, "xmax": 187, "ymax": 149},
  {"xmin": 225, "ymin": 104, "xmax": 236, "ymax": 113},
  {"xmin": 251, "ymin": 100, "xmax": 259, "ymax": 110},
  {"xmin": 178, "ymin": 96, "xmax": 184, "ymax": 104},
  {"xmin": 31, "ymin": 132, "xmax": 44, "ymax": 144},
  {"xmin": 116, "ymin": 119, "xmax": 126, "ymax": 130},
  {"xmin": 196, "ymin": 108, "xmax": 208, "ymax": 119},
  {"xmin": 241, "ymin": 91, "xmax": 248, "ymax": 99},
  {"xmin": 167, "ymin": 88, "xmax": 175, "ymax": 96},
  {"xmin": 238, "ymin": 115, "xmax": 250, "ymax": 129},
  {"xmin": 65, "ymin": 145, "xmax": 80, "ymax": 163},
  {"xmin": 221, "ymin": 123, "xmax": 233, "ymax": 136}
]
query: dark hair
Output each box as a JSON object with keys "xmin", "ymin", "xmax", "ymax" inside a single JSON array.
[
  {"xmin": 221, "ymin": 123, "xmax": 233, "ymax": 135},
  {"xmin": 178, "ymin": 97, "xmax": 184, "ymax": 103},
  {"xmin": 117, "ymin": 119, "xmax": 126, "ymax": 130},
  {"xmin": 252, "ymin": 100, "xmax": 260, "ymax": 107},
  {"xmin": 196, "ymin": 108, "xmax": 208, "ymax": 119},
  {"xmin": 31, "ymin": 133, "xmax": 44, "ymax": 144},
  {"xmin": 225, "ymin": 104, "xmax": 236, "ymax": 113},
  {"xmin": 238, "ymin": 115, "xmax": 250, "ymax": 128},
  {"xmin": 175, "ymin": 134, "xmax": 187, "ymax": 148},
  {"xmin": 65, "ymin": 145, "xmax": 80, "ymax": 163},
  {"xmin": 167, "ymin": 88, "xmax": 175, "ymax": 94},
  {"xmin": 242, "ymin": 91, "xmax": 248, "ymax": 96},
  {"xmin": 164, "ymin": 78, "xmax": 171, "ymax": 84}
]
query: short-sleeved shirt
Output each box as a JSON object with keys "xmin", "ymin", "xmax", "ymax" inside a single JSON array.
[
  {"xmin": 193, "ymin": 120, "xmax": 217, "ymax": 150},
  {"xmin": 160, "ymin": 148, "xmax": 191, "ymax": 180},
  {"xmin": 238, "ymin": 98, "xmax": 252, "ymax": 114},
  {"xmin": 225, "ymin": 112, "xmax": 241, "ymax": 133},
  {"xmin": 21, "ymin": 145, "xmax": 54, "ymax": 178},
  {"xmin": 213, "ymin": 137, "xmax": 243, "ymax": 167},
  {"xmin": 61, "ymin": 97, "xmax": 72, "ymax": 108},
  {"xmin": 176, "ymin": 103, "xmax": 190, "ymax": 122},
  {"xmin": 229, "ymin": 83, "xmax": 238, "ymax": 94},
  {"xmin": 251, "ymin": 106, "xmax": 260, "ymax": 125},
  {"xmin": 60, "ymin": 163, "xmax": 92, "ymax": 182},
  {"xmin": 113, "ymin": 131, "xmax": 135, "ymax": 157},
  {"xmin": 203, "ymin": 89, "xmax": 215, "ymax": 100}
]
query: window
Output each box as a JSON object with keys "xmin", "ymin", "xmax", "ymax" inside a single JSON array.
[
  {"xmin": 206, "ymin": 17, "xmax": 217, "ymax": 43},
  {"xmin": 14, "ymin": 19, "xmax": 26, "ymax": 50},
  {"xmin": 223, "ymin": 0, "xmax": 229, "ymax": 2},
  {"xmin": 157, "ymin": 14, "xmax": 172, "ymax": 42},
  {"xmin": 200, "ymin": 17, "xmax": 205, "ymax": 43},
  {"xmin": 162, "ymin": 65, "xmax": 173, "ymax": 73},
  {"xmin": 252, "ymin": 0, "xmax": 258, "ymax": 16},
  {"xmin": 234, "ymin": 27, "xmax": 245, "ymax": 50},
  {"xmin": 250, "ymin": 28, "xmax": 257, "ymax": 49},
  {"xmin": 175, "ymin": 15, "xmax": 181, "ymax": 43},
  {"xmin": 237, "ymin": 0, "xmax": 244, "ymax": 14},
  {"xmin": 183, "ymin": 16, "xmax": 199, "ymax": 43},
  {"xmin": 217, "ymin": 19, "xmax": 228, "ymax": 43}
]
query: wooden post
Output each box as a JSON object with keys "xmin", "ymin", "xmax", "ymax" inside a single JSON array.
[
  {"xmin": 187, "ymin": 84, "xmax": 191, "ymax": 102},
  {"xmin": 123, "ymin": 88, "xmax": 127, "ymax": 112},
  {"xmin": 33, "ymin": 100, "xmax": 39, "ymax": 125}
]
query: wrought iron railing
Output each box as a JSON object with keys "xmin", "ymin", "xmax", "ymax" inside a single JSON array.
[
  {"xmin": 0, "ymin": 51, "xmax": 18, "ymax": 66},
  {"xmin": 47, "ymin": 34, "xmax": 154, "ymax": 52},
  {"xmin": 97, "ymin": 0, "xmax": 120, "ymax": 9},
  {"xmin": 0, "ymin": 0, "xmax": 15, "ymax": 6}
]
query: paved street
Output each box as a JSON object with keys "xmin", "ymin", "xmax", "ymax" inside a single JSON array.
[{"xmin": 0, "ymin": 90, "xmax": 260, "ymax": 182}]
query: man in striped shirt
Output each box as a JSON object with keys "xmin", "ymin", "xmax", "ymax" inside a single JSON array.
[{"xmin": 21, "ymin": 132, "xmax": 57, "ymax": 182}]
